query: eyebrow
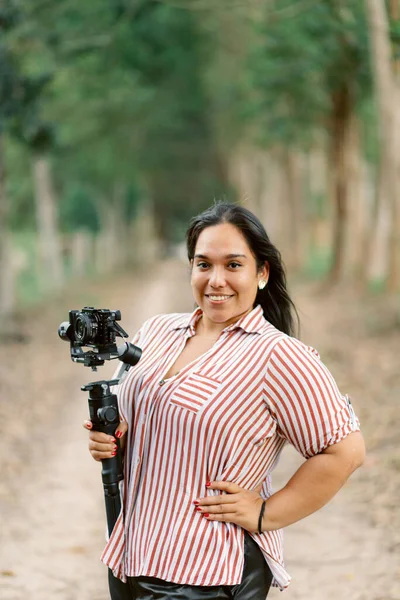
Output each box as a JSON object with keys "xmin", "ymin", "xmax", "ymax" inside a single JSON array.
[{"xmin": 194, "ymin": 253, "xmax": 247, "ymax": 259}]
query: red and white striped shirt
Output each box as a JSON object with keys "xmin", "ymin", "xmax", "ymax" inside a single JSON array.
[{"xmin": 101, "ymin": 305, "xmax": 359, "ymax": 590}]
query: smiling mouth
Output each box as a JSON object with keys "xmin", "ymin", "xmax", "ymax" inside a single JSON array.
[{"xmin": 206, "ymin": 294, "xmax": 234, "ymax": 302}]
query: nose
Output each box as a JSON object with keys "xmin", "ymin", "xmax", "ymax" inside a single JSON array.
[{"xmin": 209, "ymin": 266, "xmax": 226, "ymax": 288}]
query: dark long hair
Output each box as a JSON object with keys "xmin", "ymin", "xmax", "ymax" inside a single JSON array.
[{"xmin": 186, "ymin": 202, "xmax": 299, "ymax": 337}]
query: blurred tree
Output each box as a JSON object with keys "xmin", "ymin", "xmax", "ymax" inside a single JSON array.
[
  {"xmin": 27, "ymin": 0, "xmax": 226, "ymax": 243},
  {"xmin": 3, "ymin": 0, "xmax": 396, "ymax": 306},
  {"xmin": 1, "ymin": 1, "xmax": 65, "ymax": 291},
  {"xmin": 366, "ymin": 0, "xmax": 400, "ymax": 292},
  {"xmin": 14, "ymin": 82, "xmax": 64, "ymax": 290},
  {"xmin": 0, "ymin": 0, "xmax": 23, "ymax": 317},
  {"xmin": 238, "ymin": 0, "xmax": 371, "ymax": 281}
]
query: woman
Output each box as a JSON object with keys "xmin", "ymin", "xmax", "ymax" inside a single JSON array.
[{"xmin": 84, "ymin": 202, "xmax": 365, "ymax": 599}]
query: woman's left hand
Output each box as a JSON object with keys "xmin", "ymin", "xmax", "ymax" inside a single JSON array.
[{"xmin": 194, "ymin": 481, "xmax": 264, "ymax": 533}]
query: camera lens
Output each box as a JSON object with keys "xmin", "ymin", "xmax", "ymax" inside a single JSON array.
[
  {"xmin": 75, "ymin": 313, "xmax": 97, "ymax": 344},
  {"xmin": 58, "ymin": 321, "xmax": 72, "ymax": 342}
]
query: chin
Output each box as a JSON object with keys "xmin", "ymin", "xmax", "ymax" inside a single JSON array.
[{"xmin": 205, "ymin": 309, "xmax": 233, "ymax": 322}]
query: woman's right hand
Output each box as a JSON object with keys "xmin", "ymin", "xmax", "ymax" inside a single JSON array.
[{"xmin": 83, "ymin": 419, "xmax": 128, "ymax": 462}]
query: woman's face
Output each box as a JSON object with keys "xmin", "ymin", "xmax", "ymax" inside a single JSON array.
[{"xmin": 191, "ymin": 222, "xmax": 269, "ymax": 329}]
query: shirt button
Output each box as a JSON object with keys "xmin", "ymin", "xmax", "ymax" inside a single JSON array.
[{"xmin": 159, "ymin": 379, "xmax": 165, "ymax": 386}]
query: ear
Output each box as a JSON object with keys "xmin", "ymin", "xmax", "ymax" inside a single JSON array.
[{"xmin": 259, "ymin": 262, "xmax": 270, "ymax": 283}]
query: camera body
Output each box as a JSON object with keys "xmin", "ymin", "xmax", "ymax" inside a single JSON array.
[
  {"xmin": 63, "ymin": 307, "xmax": 123, "ymax": 348},
  {"xmin": 58, "ymin": 306, "xmax": 141, "ymax": 369}
]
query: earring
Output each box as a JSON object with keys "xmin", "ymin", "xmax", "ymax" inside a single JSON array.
[{"xmin": 258, "ymin": 279, "xmax": 267, "ymax": 290}]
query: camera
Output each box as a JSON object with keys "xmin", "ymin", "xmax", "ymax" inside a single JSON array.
[
  {"xmin": 58, "ymin": 306, "xmax": 141, "ymax": 369},
  {"xmin": 59, "ymin": 307, "xmax": 124, "ymax": 348}
]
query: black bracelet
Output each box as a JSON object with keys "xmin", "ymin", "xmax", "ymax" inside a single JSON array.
[{"xmin": 258, "ymin": 500, "xmax": 266, "ymax": 534}]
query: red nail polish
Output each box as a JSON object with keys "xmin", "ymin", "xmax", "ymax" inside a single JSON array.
[
  {"xmin": 115, "ymin": 431, "xmax": 123, "ymax": 439},
  {"xmin": 111, "ymin": 451, "xmax": 116, "ymax": 456},
  {"xmin": 195, "ymin": 507, "xmax": 202, "ymax": 512},
  {"xmin": 193, "ymin": 500, "xmax": 199, "ymax": 505},
  {"xmin": 206, "ymin": 482, "xmax": 211, "ymax": 487},
  {"xmin": 87, "ymin": 422, "xmax": 92, "ymax": 429},
  {"xmin": 203, "ymin": 513, "xmax": 209, "ymax": 517}
]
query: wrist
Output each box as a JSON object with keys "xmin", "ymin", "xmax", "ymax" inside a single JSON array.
[{"xmin": 257, "ymin": 500, "xmax": 266, "ymax": 534}]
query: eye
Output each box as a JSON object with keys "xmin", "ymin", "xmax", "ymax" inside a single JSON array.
[
  {"xmin": 228, "ymin": 262, "xmax": 242, "ymax": 269},
  {"xmin": 196, "ymin": 261, "xmax": 209, "ymax": 269}
]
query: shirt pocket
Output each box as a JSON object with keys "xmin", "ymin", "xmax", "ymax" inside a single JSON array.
[{"xmin": 169, "ymin": 373, "xmax": 221, "ymax": 413}]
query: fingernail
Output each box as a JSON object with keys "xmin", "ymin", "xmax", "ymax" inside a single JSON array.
[
  {"xmin": 193, "ymin": 500, "xmax": 199, "ymax": 505},
  {"xmin": 86, "ymin": 421, "xmax": 92, "ymax": 429},
  {"xmin": 203, "ymin": 513, "xmax": 209, "ymax": 517},
  {"xmin": 111, "ymin": 451, "xmax": 116, "ymax": 456},
  {"xmin": 195, "ymin": 507, "xmax": 202, "ymax": 512},
  {"xmin": 206, "ymin": 482, "xmax": 211, "ymax": 487},
  {"xmin": 113, "ymin": 445, "xmax": 118, "ymax": 451},
  {"xmin": 115, "ymin": 431, "xmax": 123, "ymax": 439}
]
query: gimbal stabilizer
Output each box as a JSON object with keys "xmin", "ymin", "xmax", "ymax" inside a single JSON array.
[{"xmin": 58, "ymin": 307, "xmax": 141, "ymax": 599}]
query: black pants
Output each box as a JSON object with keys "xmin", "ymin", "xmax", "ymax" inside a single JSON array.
[{"xmin": 109, "ymin": 533, "xmax": 273, "ymax": 600}]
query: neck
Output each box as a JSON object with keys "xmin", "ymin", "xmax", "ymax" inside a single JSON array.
[
  {"xmin": 196, "ymin": 307, "xmax": 252, "ymax": 338},
  {"xmin": 196, "ymin": 317, "xmax": 224, "ymax": 339}
]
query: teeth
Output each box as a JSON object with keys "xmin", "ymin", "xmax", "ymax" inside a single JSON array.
[{"xmin": 209, "ymin": 295, "xmax": 231, "ymax": 301}]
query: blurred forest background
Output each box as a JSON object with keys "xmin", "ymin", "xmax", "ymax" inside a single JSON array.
[
  {"xmin": 1, "ymin": 2, "xmax": 400, "ymax": 598},
  {"xmin": 0, "ymin": 0, "xmax": 399, "ymax": 320}
]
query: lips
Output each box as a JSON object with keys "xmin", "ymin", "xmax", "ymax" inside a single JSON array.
[{"xmin": 205, "ymin": 294, "xmax": 234, "ymax": 302}]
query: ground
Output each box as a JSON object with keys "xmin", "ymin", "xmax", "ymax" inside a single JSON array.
[{"xmin": 0, "ymin": 259, "xmax": 399, "ymax": 600}]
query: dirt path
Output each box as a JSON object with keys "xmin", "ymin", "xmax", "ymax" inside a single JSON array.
[{"xmin": 0, "ymin": 260, "xmax": 399, "ymax": 599}]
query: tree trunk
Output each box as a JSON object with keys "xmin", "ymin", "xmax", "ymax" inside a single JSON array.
[
  {"xmin": 343, "ymin": 115, "xmax": 367, "ymax": 279},
  {"xmin": 70, "ymin": 230, "xmax": 92, "ymax": 277},
  {"xmin": 306, "ymin": 143, "xmax": 332, "ymax": 261},
  {"xmin": 0, "ymin": 133, "xmax": 14, "ymax": 320},
  {"xmin": 229, "ymin": 147, "xmax": 284, "ymax": 249},
  {"xmin": 108, "ymin": 182, "xmax": 128, "ymax": 268},
  {"xmin": 359, "ymin": 160, "xmax": 382, "ymax": 288},
  {"xmin": 326, "ymin": 84, "xmax": 353, "ymax": 285},
  {"xmin": 32, "ymin": 155, "xmax": 64, "ymax": 290},
  {"xmin": 95, "ymin": 183, "xmax": 127, "ymax": 272},
  {"xmin": 229, "ymin": 147, "xmax": 262, "ymax": 216},
  {"xmin": 131, "ymin": 200, "xmax": 159, "ymax": 267},
  {"xmin": 366, "ymin": 0, "xmax": 400, "ymax": 292},
  {"xmin": 258, "ymin": 150, "xmax": 282, "ymax": 246},
  {"xmin": 282, "ymin": 148, "xmax": 306, "ymax": 272}
]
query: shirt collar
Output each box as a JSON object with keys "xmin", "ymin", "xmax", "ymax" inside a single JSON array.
[{"xmin": 171, "ymin": 304, "xmax": 266, "ymax": 335}]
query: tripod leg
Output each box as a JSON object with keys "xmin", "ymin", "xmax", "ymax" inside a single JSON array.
[{"xmin": 108, "ymin": 568, "xmax": 132, "ymax": 600}]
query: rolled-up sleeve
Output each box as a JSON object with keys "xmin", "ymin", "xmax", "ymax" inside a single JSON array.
[{"xmin": 263, "ymin": 337, "xmax": 360, "ymax": 459}]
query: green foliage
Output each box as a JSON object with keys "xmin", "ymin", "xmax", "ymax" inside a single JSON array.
[
  {"xmin": 20, "ymin": 0, "xmax": 221, "ymax": 239},
  {"xmin": 358, "ymin": 97, "xmax": 379, "ymax": 165},
  {"xmin": 59, "ymin": 185, "xmax": 100, "ymax": 233},
  {"xmin": 240, "ymin": 0, "xmax": 372, "ymax": 148},
  {"xmin": 305, "ymin": 246, "xmax": 332, "ymax": 279},
  {"xmin": 0, "ymin": 0, "xmax": 380, "ymax": 253},
  {"xmin": 0, "ymin": 1, "xmax": 23, "ymax": 130},
  {"xmin": 12, "ymin": 230, "xmax": 44, "ymax": 305},
  {"xmin": 4, "ymin": 135, "xmax": 35, "ymax": 229}
]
